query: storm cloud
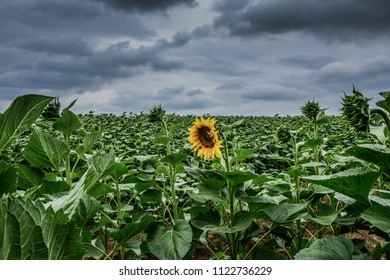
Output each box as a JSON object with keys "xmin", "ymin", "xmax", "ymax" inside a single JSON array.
[{"xmin": 0, "ymin": 0, "xmax": 389, "ymax": 115}]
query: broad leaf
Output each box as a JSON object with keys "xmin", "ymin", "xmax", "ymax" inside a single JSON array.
[
  {"xmin": 191, "ymin": 210, "xmax": 252, "ymax": 234},
  {"xmin": 160, "ymin": 153, "xmax": 187, "ymax": 168},
  {"xmin": 110, "ymin": 214, "xmax": 155, "ymax": 246},
  {"xmin": 45, "ymin": 174, "xmax": 102, "ymax": 227},
  {"xmin": 16, "ymin": 164, "xmax": 44, "ymax": 190},
  {"xmin": 24, "ymin": 128, "xmax": 69, "ymax": 171},
  {"xmin": 148, "ymin": 219, "xmax": 192, "ymax": 260},
  {"xmin": 0, "ymin": 161, "xmax": 17, "ymax": 195},
  {"xmin": 84, "ymin": 152, "xmax": 116, "ymax": 192},
  {"xmin": 185, "ymin": 167, "xmax": 226, "ymax": 191},
  {"xmin": 53, "ymin": 109, "xmax": 82, "ymax": 139},
  {"xmin": 309, "ymin": 206, "xmax": 338, "ymax": 226},
  {"xmin": 0, "ymin": 196, "xmax": 84, "ymax": 260},
  {"xmin": 346, "ymin": 144, "xmax": 390, "ymax": 176},
  {"xmin": 0, "ymin": 94, "xmax": 54, "ymax": 152},
  {"xmin": 295, "ymin": 236, "xmax": 354, "ymax": 260},
  {"xmin": 303, "ymin": 167, "xmax": 380, "ymax": 204},
  {"xmin": 361, "ymin": 204, "xmax": 390, "ymax": 233},
  {"xmin": 255, "ymin": 202, "xmax": 308, "ymax": 223}
]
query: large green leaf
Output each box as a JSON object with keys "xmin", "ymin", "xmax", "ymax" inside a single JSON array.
[
  {"xmin": 53, "ymin": 109, "xmax": 82, "ymax": 139},
  {"xmin": 185, "ymin": 167, "xmax": 226, "ymax": 191},
  {"xmin": 0, "ymin": 161, "xmax": 17, "ymax": 195},
  {"xmin": 84, "ymin": 152, "xmax": 116, "ymax": 192},
  {"xmin": 24, "ymin": 128, "xmax": 70, "ymax": 171},
  {"xmin": 0, "ymin": 94, "xmax": 54, "ymax": 152},
  {"xmin": 255, "ymin": 202, "xmax": 308, "ymax": 224},
  {"xmin": 302, "ymin": 167, "xmax": 380, "ymax": 204},
  {"xmin": 16, "ymin": 164, "xmax": 44, "ymax": 190},
  {"xmin": 45, "ymin": 173, "xmax": 102, "ymax": 227},
  {"xmin": 346, "ymin": 144, "xmax": 390, "ymax": 176},
  {"xmin": 160, "ymin": 153, "xmax": 187, "ymax": 168},
  {"xmin": 110, "ymin": 213, "xmax": 155, "ymax": 246},
  {"xmin": 361, "ymin": 204, "xmax": 390, "ymax": 233},
  {"xmin": 191, "ymin": 210, "xmax": 252, "ymax": 234},
  {"xmin": 148, "ymin": 219, "xmax": 192, "ymax": 260},
  {"xmin": 295, "ymin": 236, "xmax": 354, "ymax": 260},
  {"xmin": 0, "ymin": 196, "xmax": 84, "ymax": 260}
]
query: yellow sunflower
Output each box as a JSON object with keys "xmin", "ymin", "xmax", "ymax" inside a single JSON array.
[{"xmin": 188, "ymin": 117, "xmax": 223, "ymax": 160}]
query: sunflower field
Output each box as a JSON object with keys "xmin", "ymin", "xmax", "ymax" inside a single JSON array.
[{"xmin": 1, "ymin": 88, "xmax": 390, "ymax": 260}]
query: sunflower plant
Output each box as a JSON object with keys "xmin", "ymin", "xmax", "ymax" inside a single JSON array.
[{"xmin": 187, "ymin": 117, "xmax": 272, "ymax": 260}]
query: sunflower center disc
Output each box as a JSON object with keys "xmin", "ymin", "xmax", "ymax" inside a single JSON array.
[{"xmin": 198, "ymin": 126, "xmax": 214, "ymax": 148}]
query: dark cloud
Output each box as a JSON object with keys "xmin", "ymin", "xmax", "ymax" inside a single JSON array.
[
  {"xmin": 214, "ymin": 0, "xmax": 390, "ymax": 40},
  {"xmin": 93, "ymin": 0, "xmax": 197, "ymax": 12},
  {"xmin": 0, "ymin": 0, "xmax": 157, "ymax": 45},
  {"xmin": 16, "ymin": 37, "xmax": 93, "ymax": 57}
]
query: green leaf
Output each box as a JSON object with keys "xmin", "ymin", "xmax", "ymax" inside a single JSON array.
[
  {"xmin": 148, "ymin": 219, "xmax": 193, "ymax": 260},
  {"xmin": 295, "ymin": 236, "xmax": 354, "ymax": 260},
  {"xmin": 302, "ymin": 167, "xmax": 380, "ymax": 204},
  {"xmin": 110, "ymin": 214, "xmax": 155, "ymax": 246},
  {"xmin": 185, "ymin": 167, "xmax": 226, "ymax": 191},
  {"xmin": 220, "ymin": 170, "xmax": 259, "ymax": 191},
  {"xmin": 255, "ymin": 202, "xmax": 308, "ymax": 223},
  {"xmin": 53, "ymin": 109, "xmax": 82, "ymax": 139},
  {"xmin": 109, "ymin": 162, "xmax": 128, "ymax": 182},
  {"xmin": 0, "ymin": 161, "xmax": 17, "ymax": 195},
  {"xmin": 76, "ymin": 130, "xmax": 101, "ymax": 156},
  {"xmin": 84, "ymin": 153, "xmax": 116, "ymax": 192},
  {"xmin": 309, "ymin": 206, "xmax": 338, "ymax": 226},
  {"xmin": 24, "ymin": 128, "xmax": 70, "ymax": 171},
  {"xmin": 160, "ymin": 153, "xmax": 187, "ymax": 168},
  {"xmin": 140, "ymin": 189, "xmax": 162, "ymax": 204},
  {"xmin": 45, "ymin": 174, "xmax": 102, "ymax": 227},
  {"xmin": 16, "ymin": 164, "xmax": 44, "ymax": 190},
  {"xmin": 0, "ymin": 196, "xmax": 84, "ymax": 259},
  {"xmin": 0, "ymin": 94, "xmax": 54, "ymax": 152},
  {"xmin": 361, "ymin": 204, "xmax": 390, "ymax": 233},
  {"xmin": 346, "ymin": 144, "xmax": 390, "ymax": 176},
  {"xmin": 191, "ymin": 210, "xmax": 252, "ymax": 234},
  {"xmin": 376, "ymin": 92, "xmax": 390, "ymax": 113}
]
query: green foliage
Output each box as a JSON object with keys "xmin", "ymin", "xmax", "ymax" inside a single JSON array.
[
  {"xmin": 1, "ymin": 93, "xmax": 390, "ymax": 260},
  {"xmin": 0, "ymin": 94, "xmax": 54, "ymax": 152},
  {"xmin": 147, "ymin": 220, "xmax": 193, "ymax": 260},
  {"xmin": 294, "ymin": 236, "xmax": 355, "ymax": 260},
  {"xmin": 0, "ymin": 195, "xmax": 84, "ymax": 260}
]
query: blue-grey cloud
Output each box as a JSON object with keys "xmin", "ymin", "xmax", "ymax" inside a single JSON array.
[
  {"xmin": 93, "ymin": 0, "xmax": 197, "ymax": 12},
  {"xmin": 214, "ymin": 0, "xmax": 390, "ymax": 40}
]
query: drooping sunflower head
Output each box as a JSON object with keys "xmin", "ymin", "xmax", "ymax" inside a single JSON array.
[
  {"xmin": 188, "ymin": 117, "xmax": 223, "ymax": 161},
  {"xmin": 341, "ymin": 87, "xmax": 371, "ymax": 132}
]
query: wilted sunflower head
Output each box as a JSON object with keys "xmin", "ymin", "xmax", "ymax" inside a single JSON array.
[
  {"xmin": 300, "ymin": 100, "xmax": 321, "ymax": 121},
  {"xmin": 148, "ymin": 104, "xmax": 166, "ymax": 123},
  {"xmin": 341, "ymin": 87, "xmax": 371, "ymax": 132},
  {"xmin": 188, "ymin": 117, "xmax": 223, "ymax": 161}
]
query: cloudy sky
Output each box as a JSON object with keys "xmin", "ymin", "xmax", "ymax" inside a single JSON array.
[{"xmin": 1, "ymin": 0, "xmax": 390, "ymax": 116}]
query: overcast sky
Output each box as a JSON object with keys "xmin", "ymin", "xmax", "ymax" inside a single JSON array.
[{"xmin": 1, "ymin": 0, "xmax": 390, "ymax": 116}]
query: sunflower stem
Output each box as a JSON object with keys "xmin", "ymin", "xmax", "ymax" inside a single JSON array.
[{"xmin": 370, "ymin": 108, "xmax": 390, "ymax": 135}]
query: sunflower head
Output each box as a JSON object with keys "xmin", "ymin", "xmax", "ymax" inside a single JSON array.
[
  {"xmin": 341, "ymin": 87, "xmax": 371, "ymax": 132},
  {"xmin": 41, "ymin": 96, "xmax": 61, "ymax": 120},
  {"xmin": 148, "ymin": 104, "xmax": 166, "ymax": 123},
  {"xmin": 300, "ymin": 100, "xmax": 321, "ymax": 121},
  {"xmin": 188, "ymin": 117, "xmax": 223, "ymax": 161}
]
